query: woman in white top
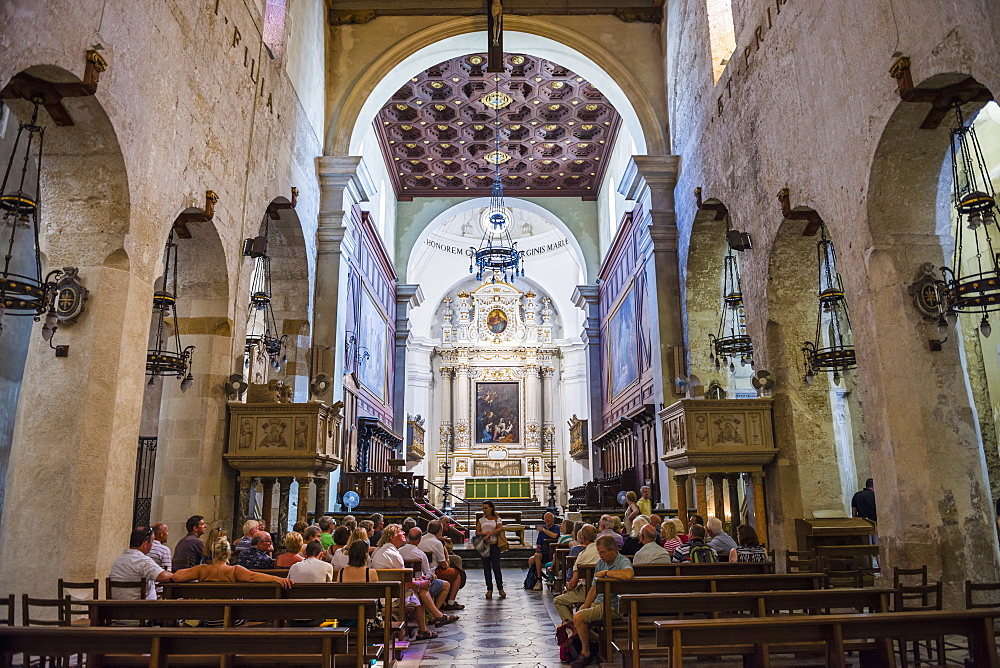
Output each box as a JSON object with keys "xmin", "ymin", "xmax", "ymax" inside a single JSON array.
[{"xmin": 476, "ymin": 500, "xmax": 505, "ymax": 598}]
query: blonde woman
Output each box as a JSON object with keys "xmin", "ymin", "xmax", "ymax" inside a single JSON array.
[
  {"xmin": 173, "ymin": 538, "xmax": 293, "ymax": 588},
  {"xmin": 662, "ymin": 518, "xmax": 684, "ymax": 554},
  {"xmin": 201, "ymin": 527, "xmax": 227, "ymax": 564},
  {"xmin": 333, "ymin": 528, "xmax": 370, "ymax": 571},
  {"xmin": 623, "ymin": 490, "xmax": 641, "ymax": 533},
  {"xmin": 276, "ymin": 531, "xmax": 304, "ymax": 567}
]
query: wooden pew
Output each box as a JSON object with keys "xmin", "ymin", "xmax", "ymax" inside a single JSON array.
[
  {"xmin": 161, "ymin": 581, "xmax": 405, "ymax": 667},
  {"xmin": 161, "ymin": 582, "xmax": 282, "ymax": 600},
  {"xmin": 591, "ymin": 573, "xmax": 827, "ymax": 659},
  {"xmin": 577, "ymin": 561, "xmax": 777, "ymax": 593},
  {"xmin": 287, "ymin": 582, "xmax": 405, "ymax": 666},
  {"xmin": 552, "ymin": 548, "xmax": 571, "ymax": 594},
  {"xmin": 85, "ymin": 599, "xmax": 376, "ymax": 667},
  {"xmin": 613, "ymin": 588, "xmax": 892, "ymax": 668},
  {"xmin": 0, "ymin": 626, "xmax": 354, "ymax": 667},
  {"xmin": 633, "ymin": 562, "xmax": 775, "ymax": 577},
  {"xmin": 653, "ymin": 609, "xmax": 1000, "ymax": 668}
]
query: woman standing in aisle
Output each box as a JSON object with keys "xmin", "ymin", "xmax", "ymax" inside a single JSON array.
[{"xmin": 476, "ymin": 500, "xmax": 505, "ymax": 599}]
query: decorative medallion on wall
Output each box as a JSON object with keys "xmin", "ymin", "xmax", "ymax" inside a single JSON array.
[
  {"xmin": 51, "ymin": 267, "xmax": 88, "ymax": 325},
  {"xmin": 375, "ymin": 52, "xmax": 621, "ymax": 198},
  {"xmin": 487, "ymin": 308, "xmax": 508, "ymax": 334}
]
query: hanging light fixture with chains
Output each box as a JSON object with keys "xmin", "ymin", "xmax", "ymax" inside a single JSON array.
[
  {"xmin": 468, "ymin": 64, "xmax": 523, "ymax": 283},
  {"xmin": 937, "ymin": 102, "xmax": 1000, "ymax": 338},
  {"xmin": 146, "ymin": 228, "xmax": 195, "ymax": 390},
  {"xmin": 245, "ymin": 212, "xmax": 287, "ymax": 372},
  {"xmin": 0, "ymin": 99, "xmax": 68, "ymax": 342},
  {"xmin": 709, "ymin": 221, "xmax": 754, "ymax": 373},
  {"xmin": 802, "ymin": 224, "xmax": 857, "ymax": 385}
]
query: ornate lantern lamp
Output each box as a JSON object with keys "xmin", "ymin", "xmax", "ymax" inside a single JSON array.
[
  {"xmin": 146, "ymin": 229, "xmax": 194, "ymax": 389},
  {"xmin": 802, "ymin": 225, "xmax": 856, "ymax": 385},
  {"xmin": 709, "ymin": 242, "xmax": 754, "ymax": 372},
  {"xmin": 938, "ymin": 102, "xmax": 1000, "ymax": 337},
  {"xmin": 245, "ymin": 220, "xmax": 287, "ymax": 372},
  {"xmin": 468, "ymin": 70, "xmax": 523, "ymax": 283},
  {"xmin": 0, "ymin": 100, "xmax": 65, "ymax": 338}
]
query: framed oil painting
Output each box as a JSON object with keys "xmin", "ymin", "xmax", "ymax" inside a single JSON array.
[
  {"xmin": 608, "ymin": 285, "xmax": 639, "ymax": 399},
  {"xmin": 358, "ymin": 285, "xmax": 388, "ymax": 402},
  {"xmin": 475, "ymin": 381, "xmax": 520, "ymax": 445}
]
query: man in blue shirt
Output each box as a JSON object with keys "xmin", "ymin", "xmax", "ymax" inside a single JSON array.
[
  {"xmin": 528, "ymin": 511, "xmax": 559, "ymax": 590},
  {"xmin": 569, "ymin": 535, "xmax": 633, "ymax": 667}
]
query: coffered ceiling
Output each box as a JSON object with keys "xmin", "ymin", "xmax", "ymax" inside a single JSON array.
[{"xmin": 374, "ymin": 53, "xmax": 621, "ymax": 200}]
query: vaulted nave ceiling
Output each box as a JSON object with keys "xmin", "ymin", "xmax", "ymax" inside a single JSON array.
[{"xmin": 374, "ymin": 53, "xmax": 621, "ymax": 200}]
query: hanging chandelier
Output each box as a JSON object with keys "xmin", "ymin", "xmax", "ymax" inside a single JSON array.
[
  {"xmin": 0, "ymin": 99, "xmax": 64, "ymax": 338},
  {"xmin": 709, "ymin": 237, "xmax": 754, "ymax": 372},
  {"xmin": 468, "ymin": 66, "xmax": 523, "ymax": 283},
  {"xmin": 937, "ymin": 102, "xmax": 1000, "ymax": 337},
  {"xmin": 146, "ymin": 228, "xmax": 194, "ymax": 389},
  {"xmin": 245, "ymin": 214, "xmax": 287, "ymax": 371},
  {"xmin": 802, "ymin": 225, "xmax": 856, "ymax": 385}
]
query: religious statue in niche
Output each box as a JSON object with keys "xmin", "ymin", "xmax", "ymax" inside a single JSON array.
[
  {"xmin": 476, "ymin": 381, "xmax": 520, "ymax": 444},
  {"xmin": 487, "ymin": 308, "xmax": 508, "ymax": 334},
  {"xmin": 239, "ymin": 418, "xmax": 254, "ymax": 449},
  {"xmin": 294, "ymin": 418, "xmax": 309, "ymax": 450}
]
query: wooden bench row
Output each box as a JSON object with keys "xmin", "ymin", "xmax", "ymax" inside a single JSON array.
[
  {"xmin": 0, "ymin": 626, "xmax": 356, "ymax": 668},
  {"xmin": 587, "ymin": 572, "xmax": 828, "ymax": 659},
  {"xmin": 653, "ymin": 609, "xmax": 1000, "ymax": 668},
  {"xmin": 611, "ymin": 588, "xmax": 891, "ymax": 667}
]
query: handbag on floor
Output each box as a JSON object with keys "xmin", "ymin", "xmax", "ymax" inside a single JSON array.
[
  {"xmin": 556, "ymin": 620, "xmax": 580, "ymax": 661},
  {"xmin": 523, "ymin": 568, "xmax": 539, "ymax": 589}
]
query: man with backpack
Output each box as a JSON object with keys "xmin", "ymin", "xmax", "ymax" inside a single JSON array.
[{"xmin": 670, "ymin": 524, "xmax": 718, "ymax": 563}]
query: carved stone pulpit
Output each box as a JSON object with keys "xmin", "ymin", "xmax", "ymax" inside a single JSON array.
[
  {"xmin": 659, "ymin": 398, "xmax": 776, "ymax": 546},
  {"xmin": 226, "ymin": 399, "xmax": 343, "ymax": 530}
]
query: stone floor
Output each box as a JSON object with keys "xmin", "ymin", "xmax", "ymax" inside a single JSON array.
[{"xmin": 398, "ymin": 567, "xmax": 566, "ymax": 667}]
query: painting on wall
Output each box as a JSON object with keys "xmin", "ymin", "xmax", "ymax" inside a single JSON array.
[
  {"xmin": 608, "ymin": 286, "xmax": 639, "ymax": 399},
  {"xmin": 475, "ymin": 381, "xmax": 520, "ymax": 445},
  {"xmin": 358, "ymin": 285, "xmax": 389, "ymax": 402}
]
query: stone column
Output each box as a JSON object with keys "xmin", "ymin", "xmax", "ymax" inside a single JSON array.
[
  {"xmin": 236, "ymin": 476, "xmax": 254, "ymax": 534},
  {"xmin": 693, "ymin": 473, "xmax": 709, "ymax": 519},
  {"xmin": 393, "ymin": 285, "xmax": 423, "ymax": 434},
  {"xmin": 453, "ymin": 363, "xmax": 471, "ymax": 452},
  {"xmin": 620, "ymin": 156, "xmax": 683, "ymax": 511},
  {"xmin": 314, "ymin": 475, "xmax": 329, "ymax": 517},
  {"xmin": 260, "ymin": 478, "xmax": 275, "ymax": 530},
  {"xmin": 0, "ymin": 263, "xmax": 154, "ymax": 598},
  {"xmin": 674, "ymin": 474, "xmax": 689, "ymax": 521},
  {"xmin": 277, "ymin": 477, "xmax": 291, "ymax": 534},
  {"xmin": 542, "ymin": 365, "xmax": 558, "ymax": 509},
  {"xmin": 295, "ymin": 476, "xmax": 312, "ymax": 526},
  {"xmin": 440, "ymin": 365, "xmax": 454, "ymax": 453},
  {"xmin": 524, "ymin": 363, "xmax": 541, "ymax": 451},
  {"xmin": 750, "ymin": 472, "xmax": 768, "ymax": 548},
  {"xmin": 313, "ymin": 156, "xmax": 374, "ymax": 403},
  {"xmin": 728, "ymin": 474, "xmax": 741, "ymax": 528},
  {"xmin": 573, "ymin": 285, "xmax": 602, "ymax": 477},
  {"xmin": 710, "ymin": 474, "xmax": 726, "ymax": 521}
]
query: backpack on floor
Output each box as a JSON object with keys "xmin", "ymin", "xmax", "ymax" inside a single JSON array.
[
  {"xmin": 689, "ymin": 542, "xmax": 719, "ymax": 563},
  {"xmin": 523, "ymin": 568, "xmax": 539, "ymax": 589},
  {"xmin": 556, "ymin": 620, "xmax": 579, "ymax": 661}
]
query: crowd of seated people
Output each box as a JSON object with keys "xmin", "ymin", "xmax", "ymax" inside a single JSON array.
[{"xmin": 107, "ymin": 511, "xmax": 466, "ymax": 641}]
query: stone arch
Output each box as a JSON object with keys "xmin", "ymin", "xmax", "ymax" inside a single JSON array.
[
  {"xmin": 683, "ymin": 199, "xmax": 733, "ymax": 391},
  {"xmin": 763, "ymin": 211, "xmax": 868, "ymax": 550},
  {"xmin": 404, "ymin": 196, "xmax": 590, "ymax": 284},
  {"xmin": 0, "ymin": 64, "xmax": 140, "ymax": 594},
  {"xmin": 328, "ymin": 17, "xmax": 666, "ymax": 157},
  {"xmin": 860, "ymin": 71, "xmax": 1000, "ymax": 590},
  {"xmin": 148, "ymin": 213, "xmax": 234, "ymax": 539},
  {"xmin": 245, "ymin": 198, "xmax": 312, "ymax": 400}
]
